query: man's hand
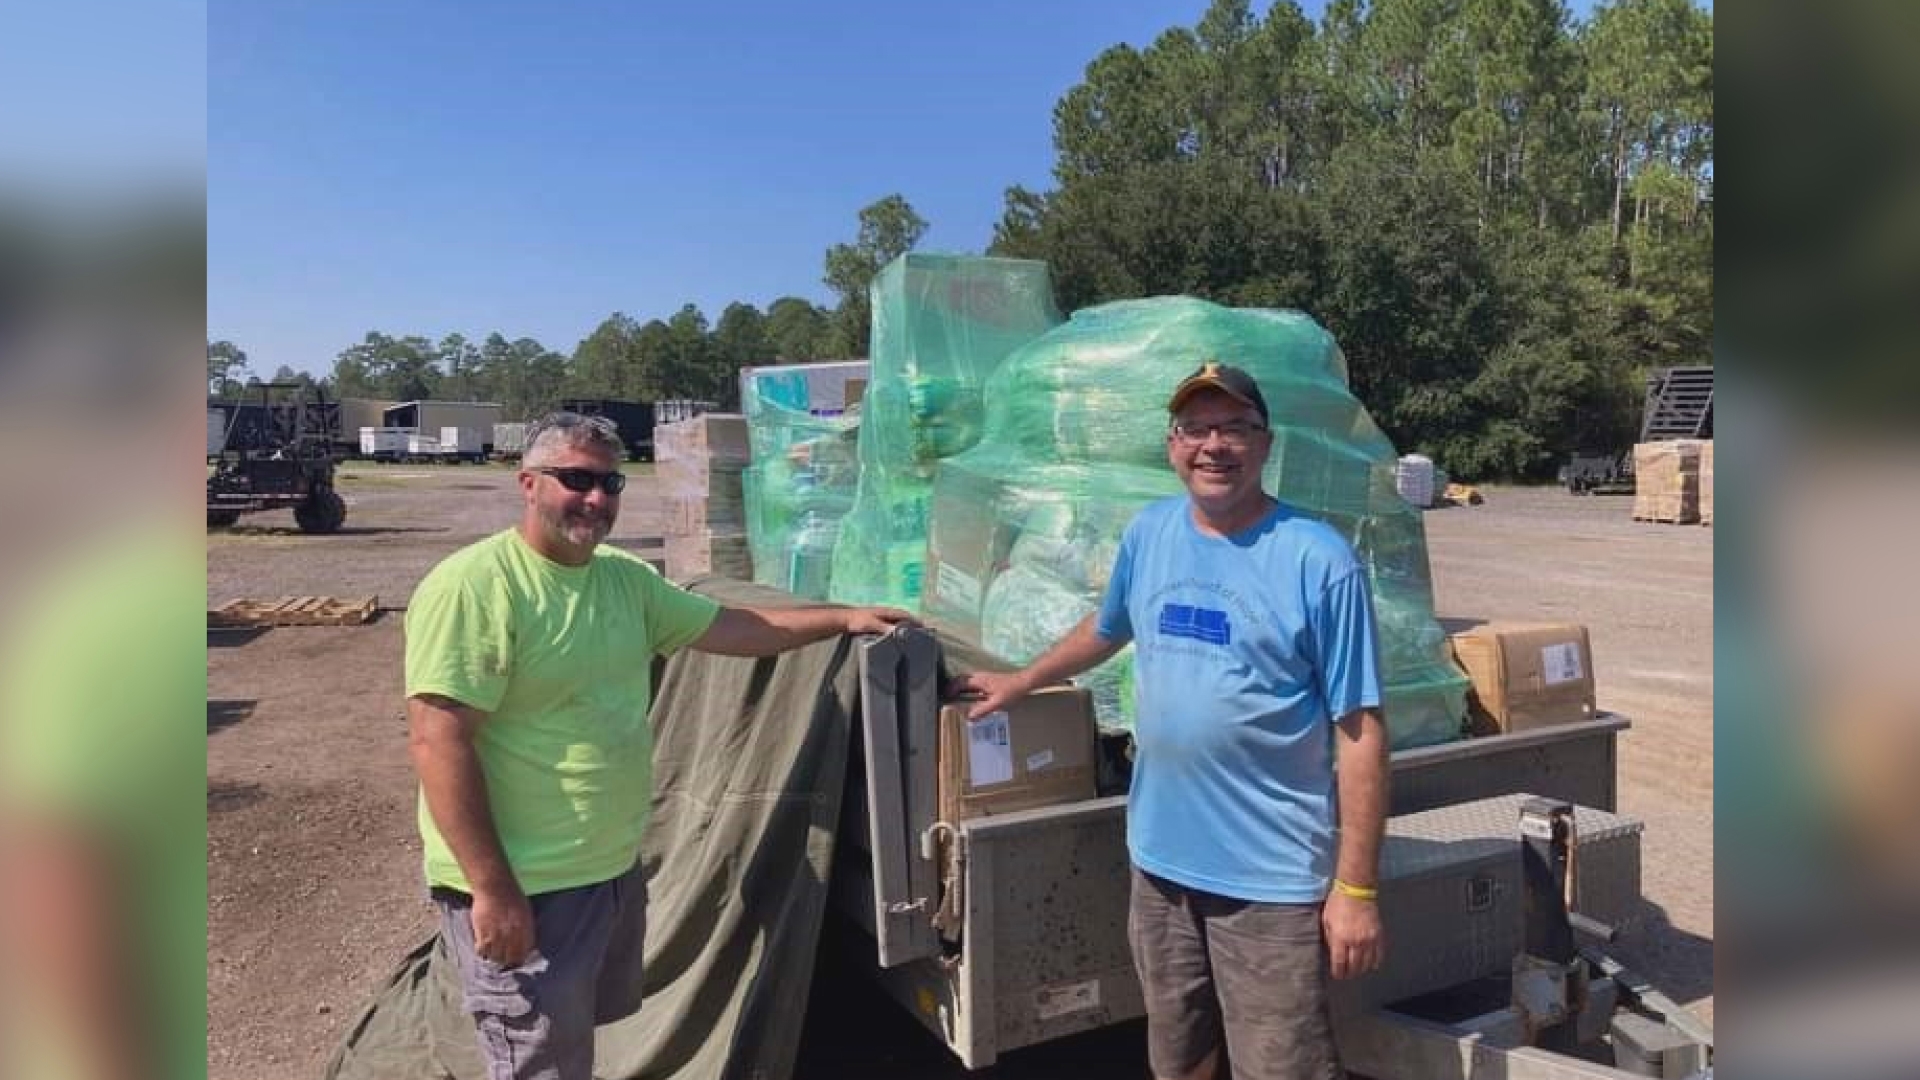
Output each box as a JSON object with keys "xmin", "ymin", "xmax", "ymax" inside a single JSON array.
[
  {"xmin": 947, "ymin": 615, "xmax": 1125, "ymax": 720},
  {"xmin": 950, "ymin": 670, "xmax": 1034, "ymax": 721},
  {"xmin": 469, "ymin": 883, "xmax": 537, "ymax": 968},
  {"xmin": 695, "ymin": 604, "xmax": 918, "ymax": 657},
  {"xmin": 842, "ymin": 606, "xmax": 917, "ymax": 636},
  {"xmin": 1323, "ymin": 889, "xmax": 1385, "ymax": 979}
]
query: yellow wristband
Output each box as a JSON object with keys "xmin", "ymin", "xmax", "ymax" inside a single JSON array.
[{"xmin": 1332, "ymin": 878, "xmax": 1378, "ymax": 901}]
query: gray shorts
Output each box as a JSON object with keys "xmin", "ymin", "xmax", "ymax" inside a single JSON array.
[
  {"xmin": 434, "ymin": 862, "xmax": 648, "ymax": 1080},
  {"xmin": 1128, "ymin": 867, "xmax": 1340, "ymax": 1080}
]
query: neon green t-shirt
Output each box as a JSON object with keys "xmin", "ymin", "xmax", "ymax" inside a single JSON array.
[{"xmin": 404, "ymin": 529, "xmax": 720, "ymax": 894}]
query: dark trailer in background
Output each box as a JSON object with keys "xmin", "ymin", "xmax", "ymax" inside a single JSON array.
[{"xmin": 560, "ymin": 398, "xmax": 656, "ymax": 461}]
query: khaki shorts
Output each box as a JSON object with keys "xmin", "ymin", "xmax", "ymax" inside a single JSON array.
[{"xmin": 1128, "ymin": 867, "xmax": 1340, "ymax": 1080}]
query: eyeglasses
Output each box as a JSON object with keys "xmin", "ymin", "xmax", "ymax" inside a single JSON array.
[
  {"xmin": 533, "ymin": 467, "xmax": 627, "ymax": 495},
  {"xmin": 1170, "ymin": 420, "xmax": 1268, "ymax": 447}
]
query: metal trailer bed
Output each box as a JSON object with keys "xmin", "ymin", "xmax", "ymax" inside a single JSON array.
[{"xmin": 830, "ymin": 628, "xmax": 1708, "ymax": 1077}]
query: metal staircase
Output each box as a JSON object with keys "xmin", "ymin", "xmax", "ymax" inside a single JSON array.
[{"xmin": 1640, "ymin": 366, "xmax": 1714, "ymax": 441}]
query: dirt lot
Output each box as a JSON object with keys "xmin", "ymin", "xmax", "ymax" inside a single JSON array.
[{"xmin": 206, "ymin": 467, "xmax": 1713, "ymax": 1078}]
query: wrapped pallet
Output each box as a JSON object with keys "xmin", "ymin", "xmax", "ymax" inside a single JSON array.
[
  {"xmin": 928, "ymin": 296, "xmax": 1467, "ymax": 747},
  {"xmin": 739, "ymin": 361, "xmax": 867, "ymax": 599},
  {"xmin": 656, "ymin": 414, "xmax": 753, "ymax": 582},
  {"xmin": 828, "ymin": 253, "xmax": 1063, "ymax": 608},
  {"xmin": 1633, "ymin": 440, "xmax": 1706, "ymax": 524}
]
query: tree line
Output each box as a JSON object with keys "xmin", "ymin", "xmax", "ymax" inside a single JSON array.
[{"xmin": 212, "ymin": 0, "xmax": 1710, "ymax": 480}]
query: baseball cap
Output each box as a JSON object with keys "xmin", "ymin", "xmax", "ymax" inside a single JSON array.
[{"xmin": 1167, "ymin": 362, "xmax": 1270, "ymax": 424}]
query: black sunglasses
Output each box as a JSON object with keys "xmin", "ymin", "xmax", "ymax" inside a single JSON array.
[{"xmin": 533, "ymin": 467, "xmax": 627, "ymax": 495}]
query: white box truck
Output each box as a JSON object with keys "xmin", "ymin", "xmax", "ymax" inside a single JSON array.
[
  {"xmin": 438, "ymin": 425, "xmax": 487, "ymax": 463},
  {"xmin": 359, "ymin": 427, "xmax": 413, "ymax": 462}
]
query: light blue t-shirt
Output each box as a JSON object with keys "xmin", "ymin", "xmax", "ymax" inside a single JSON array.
[{"xmin": 1097, "ymin": 496, "xmax": 1383, "ymax": 903}]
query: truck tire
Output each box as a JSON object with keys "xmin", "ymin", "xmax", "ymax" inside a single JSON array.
[
  {"xmin": 207, "ymin": 509, "xmax": 241, "ymax": 529},
  {"xmin": 295, "ymin": 489, "xmax": 347, "ymax": 534}
]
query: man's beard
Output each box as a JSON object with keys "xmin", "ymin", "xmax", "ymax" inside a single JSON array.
[{"xmin": 541, "ymin": 504, "xmax": 612, "ymax": 549}]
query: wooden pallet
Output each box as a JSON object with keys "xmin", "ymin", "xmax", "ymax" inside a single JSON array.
[{"xmin": 210, "ymin": 595, "xmax": 379, "ymax": 628}]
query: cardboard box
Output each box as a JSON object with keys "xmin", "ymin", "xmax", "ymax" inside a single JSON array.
[
  {"xmin": 922, "ymin": 467, "xmax": 1019, "ymax": 635},
  {"xmin": 663, "ymin": 531, "xmax": 753, "ymax": 581},
  {"xmin": 656, "ymin": 459, "xmax": 747, "ymax": 501},
  {"xmin": 1448, "ymin": 623, "xmax": 1597, "ymax": 734},
  {"xmin": 939, "ymin": 686, "xmax": 1097, "ymax": 822},
  {"xmin": 1633, "ymin": 440, "xmax": 1705, "ymax": 523},
  {"xmin": 1698, "ymin": 440, "xmax": 1713, "ymax": 525},
  {"xmin": 660, "ymin": 494, "xmax": 744, "ymax": 533},
  {"xmin": 655, "ymin": 414, "xmax": 751, "ymax": 466}
]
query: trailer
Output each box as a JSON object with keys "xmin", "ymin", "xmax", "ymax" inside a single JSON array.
[
  {"xmin": 833, "ymin": 627, "xmax": 1712, "ymax": 1078},
  {"xmin": 559, "ymin": 398, "xmax": 656, "ymax": 461},
  {"xmin": 403, "ymin": 432, "xmax": 443, "ymax": 461},
  {"xmin": 336, "ymin": 398, "xmax": 394, "ymax": 457},
  {"xmin": 381, "ymin": 400, "xmax": 500, "ymax": 457},
  {"xmin": 492, "ymin": 421, "xmax": 529, "ymax": 460},
  {"xmin": 320, "ymin": 585, "xmax": 1710, "ymax": 1080},
  {"xmin": 1561, "ymin": 453, "xmax": 1636, "ymax": 495},
  {"xmin": 438, "ymin": 425, "xmax": 487, "ymax": 463},
  {"xmin": 358, "ymin": 426, "xmax": 414, "ymax": 462},
  {"xmin": 655, "ymin": 398, "xmax": 715, "ymax": 425}
]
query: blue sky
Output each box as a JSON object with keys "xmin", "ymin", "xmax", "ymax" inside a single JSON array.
[
  {"xmin": 2, "ymin": 0, "xmax": 204, "ymax": 193},
  {"xmin": 209, "ymin": 0, "xmax": 1613, "ymax": 378}
]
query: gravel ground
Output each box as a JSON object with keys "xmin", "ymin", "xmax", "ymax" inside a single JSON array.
[{"xmin": 206, "ymin": 468, "xmax": 1712, "ymax": 1078}]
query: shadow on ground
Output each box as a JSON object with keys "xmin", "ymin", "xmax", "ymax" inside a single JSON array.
[
  {"xmin": 209, "ymin": 699, "xmax": 258, "ymax": 733},
  {"xmin": 209, "ymin": 779, "xmax": 267, "ymax": 813},
  {"xmin": 1614, "ymin": 900, "xmax": 1716, "ymax": 1009}
]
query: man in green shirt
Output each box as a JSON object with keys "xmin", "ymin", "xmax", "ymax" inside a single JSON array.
[{"xmin": 406, "ymin": 412, "xmax": 908, "ymax": 1080}]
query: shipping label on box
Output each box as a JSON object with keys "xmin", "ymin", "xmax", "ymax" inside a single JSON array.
[
  {"xmin": 939, "ymin": 686, "xmax": 1096, "ymax": 822},
  {"xmin": 1449, "ymin": 623, "xmax": 1597, "ymax": 735}
]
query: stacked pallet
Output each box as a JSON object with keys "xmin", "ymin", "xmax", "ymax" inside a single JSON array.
[
  {"xmin": 656, "ymin": 414, "xmax": 754, "ymax": 581},
  {"xmin": 1633, "ymin": 440, "xmax": 1706, "ymax": 524},
  {"xmin": 1699, "ymin": 440, "xmax": 1713, "ymax": 525}
]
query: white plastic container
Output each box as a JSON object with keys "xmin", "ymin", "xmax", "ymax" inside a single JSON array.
[{"xmin": 1395, "ymin": 454, "xmax": 1436, "ymax": 508}]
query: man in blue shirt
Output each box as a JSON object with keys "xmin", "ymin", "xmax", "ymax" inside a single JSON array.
[{"xmin": 958, "ymin": 363, "xmax": 1388, "ymax": 1080}]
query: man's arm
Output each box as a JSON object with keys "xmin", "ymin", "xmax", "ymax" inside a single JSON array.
[
  {"xmin": 407, "ymin": 693, "xmax": 535, "ymax": 967},
  {"xmin": 690, "ymin": 604, "xmax": 914, "ymax": 657},
  {"xmin": 1325, "ymin": 706, "xmax": 1389, "ymax": 979},
  {"xmin": 952, "ymin": 614, "xmax": 1125, "ymax": 720}
]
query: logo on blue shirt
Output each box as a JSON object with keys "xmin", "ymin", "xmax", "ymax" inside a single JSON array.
[{"xmin": 1157, "ymin": 603, "xmax": 1232, "ymax": 645}]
